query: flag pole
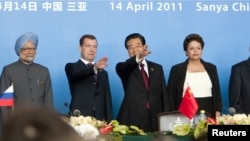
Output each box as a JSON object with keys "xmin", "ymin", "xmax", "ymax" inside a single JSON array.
[
  {"xmin": 11, "ymin": 83, "xmax": 14, "ymax": 114},
  {"xmin": 190, "ymin": 117, "xmax": 195, "ymax": 128}
]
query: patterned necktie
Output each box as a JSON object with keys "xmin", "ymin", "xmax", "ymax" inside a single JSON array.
[
  {"xmin": 87, "ymin": 63, "xmax": 97, "ymax": 82},
  {"xmin": 140, "ymin": 63, "xmax": 149, "ymax": 90}
]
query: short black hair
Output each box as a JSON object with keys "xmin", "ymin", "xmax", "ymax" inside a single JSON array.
[
  {"xmin": 124, "ymin": 33, "xmax": 146, "ymax": 49},
  {"xmin": 79, "ymin": 34, "xmax": 97, "ymax": 46},
  {"xmin": 183, "ymin": 33, "xmax": 204, "ymax": 51}
]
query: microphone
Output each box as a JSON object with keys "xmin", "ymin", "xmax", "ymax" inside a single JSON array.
[
  {"xmin": 73, "ymin": 109, "xmax": 81, "ymax": 117},
  {"xmin": 228, "ymin": 107, "xmax": 236, "ymax": 116}
]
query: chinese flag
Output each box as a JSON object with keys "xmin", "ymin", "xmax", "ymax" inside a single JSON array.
[{"xmin": 178, "ymin": 86, "xmax": 198, "ymax": 119}]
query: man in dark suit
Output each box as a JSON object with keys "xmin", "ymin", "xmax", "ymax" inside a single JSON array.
[
  {"xmin": 116, "ymin": 33, "xmax": 168, "ymax": 132},
  {"xmin": 229, "ymin": 55, "xmax": 250, "ymax": 114},
  {"xmin": 65, "ymin": 34, "xmax": 113, "ymax": 122}
]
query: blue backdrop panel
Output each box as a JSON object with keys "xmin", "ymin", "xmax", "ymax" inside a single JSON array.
[{"xmin": 0, "ymin": 0, "xmax": 250, "ymax": 118}]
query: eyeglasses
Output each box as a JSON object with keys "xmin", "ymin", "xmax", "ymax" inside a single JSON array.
[{"xmin": 21, "ymin": 47, "xmax": 36, "ymax": 52}]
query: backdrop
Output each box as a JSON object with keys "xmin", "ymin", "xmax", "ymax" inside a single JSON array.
[{"xmin": 1, "ymin": 0, "xmax": 250, "ymax": 118}]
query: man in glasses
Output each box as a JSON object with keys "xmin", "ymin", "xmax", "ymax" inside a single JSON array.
[{"xmin": 0, "ymin": 32, "xmax": 54, "ymax": 133}]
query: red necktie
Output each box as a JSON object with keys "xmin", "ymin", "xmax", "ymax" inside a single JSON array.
[
  {"xmin": 87, "ymin": 63, "xmax": 97, "ymax": 81},
  {"xmin": 140, "ymin": 63, "xmax": 149, "ymax": 90},
  {"xmin": 140, "ymin": 63, "xmax": 150, "ymax": 109}
]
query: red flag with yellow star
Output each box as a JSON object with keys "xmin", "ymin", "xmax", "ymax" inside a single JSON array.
[{"xmin": 178, "ymin": 86, "xmax": 198, "ymax": 119}]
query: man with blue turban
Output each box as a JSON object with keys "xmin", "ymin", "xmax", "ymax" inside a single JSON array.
[
  {"xmin": 0, "ymin": 32, "xmax": 54, "ymax": 133},
  {"xmin": 14, "ymin": 32, "xmax": 39, "ymax": 56}
]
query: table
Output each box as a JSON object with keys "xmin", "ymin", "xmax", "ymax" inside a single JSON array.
[{"xmin": 122, "ymin": 134, "xmax": 195, "ymax": 141}]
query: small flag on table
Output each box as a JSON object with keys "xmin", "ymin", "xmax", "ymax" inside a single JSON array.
[
  {"xmin": 0, "ymin": 85, "xmax": 14, "ymax": 106},
  {"xmin": 178, "ymin": 86, "xmax": 198, "ymax": 119}
]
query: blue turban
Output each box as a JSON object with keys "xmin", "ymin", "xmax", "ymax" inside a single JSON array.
[{"xmin": 15, "ymin": 32, "xmax": 39, "ymax": 56}]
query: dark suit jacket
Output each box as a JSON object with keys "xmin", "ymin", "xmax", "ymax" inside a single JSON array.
[
  {"xmin": 116, "ymin": 56, "xmax": 168, "ymax": 132},
  {"xmin": 0, "ymin": 60, "xmax": 53, "ymax": 108},
  {"xmin": 229, "ymin": 57, "xmax": 250, "ymax": 114},
  {"xmin": 0, "ymin": 60, "xmax": 54, "ymax": 134},
  {"xmin": 65, "ymin": 60, "xmax": 113, "ymax": 122},
  {"xmin": 167, "ymin": 59, "xmax": 223, "ymax": 117}
]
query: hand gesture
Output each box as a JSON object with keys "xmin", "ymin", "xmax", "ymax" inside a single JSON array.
[
  {"xmin": 137, "ymin": 45, "xmax": 151, "ymax": 60},
  {"xmin": 94, "ymin": 57, "xmax": 108, "ymax": 71}
]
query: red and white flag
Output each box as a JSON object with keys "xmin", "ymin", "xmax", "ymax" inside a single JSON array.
[{"xmin": 0, "ymin": 85, "xmax": 14, "ymax": 106}]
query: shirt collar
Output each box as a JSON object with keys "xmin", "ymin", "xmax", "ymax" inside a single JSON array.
[
  {"xmin": 140, "ymin": 59, "xmax": 148, "ymax": 69},
  {"xmin": 80, "ymin": 58, "xmax": 94, "ymax": 65}
]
